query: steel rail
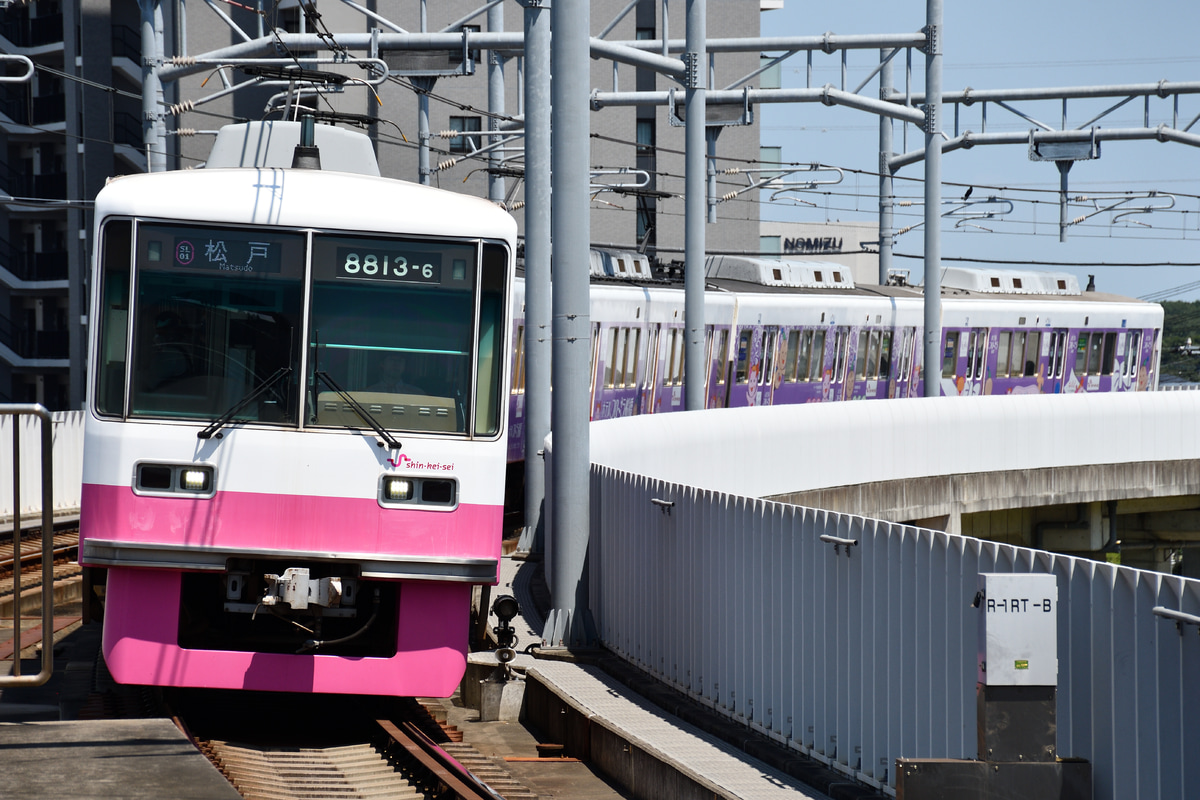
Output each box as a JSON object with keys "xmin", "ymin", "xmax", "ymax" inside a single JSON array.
[{"xmin": 377, "ymin": 718, "xmax": 506, "ymax": 800}]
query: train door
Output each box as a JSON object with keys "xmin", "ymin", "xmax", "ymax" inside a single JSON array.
[
  {"xmin": 1045, "ymin": 329, "xmax": 1067, "ymax": 392},
  {"xmin": 964, "ymin": 328, "xmax": 988, "ymax": 395},
  {"xmin": 707, "ymin": 326, "xmax": 731, "ymax": 408},
  {"xmin": 641, "ymin": 322, "xmax": 661, "ymax": 413},
  {"xmin": 893, "ymin": 327, "xmax": 917, "ymax": 397},
  {"xmin": 759, "ymin": 326, "xmax": 780, "ymax": 405},
  {"xmin": 826, "ymin": 327, "xmax": 850, "ymax": 401}
]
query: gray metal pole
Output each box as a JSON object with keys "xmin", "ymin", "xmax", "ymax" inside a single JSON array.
[
  {"xmin": 139, "ymin": 0, "xmax": 167, "ymax": 173},
  {"xmin": 487, "ymin": 2, "xmax": 505, "ymax": 204},
  {"xmin": 683, "ymin": 0, "xmax": 706, "ymax": 411},
  {"xmin": 879, "ymin": 48, "xmax": 894, "ymax": 286},
  {"xmin": 1057, "ymin": 161, "xmax": 1071, "ymax": 242},
  {"xmin": 518, "ymin": 0, "xmax": 551, "ymax": 556},
  {"xmin": 922, "ymin": 0, "xmax": 943, "ymax": 398},
  {"xmin": 418, "ymin": 89, "xmax": 431, "ymax": 185},
  {"xmin": 544, "ymin": 0, "xmax": 593, "ymax": 648}
]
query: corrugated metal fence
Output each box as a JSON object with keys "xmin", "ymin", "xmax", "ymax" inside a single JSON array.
[
  {"xmin": 589, "ymin": 468, "xmax": 1200, "ymax": 799},
  {"xmin": 0, "ymin": 408, "xmax": 83, "ymax": 524}
]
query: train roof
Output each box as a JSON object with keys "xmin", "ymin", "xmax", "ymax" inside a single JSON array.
[{"xmin": 96, "ymin": 167, "xmax": 517, "ymax": 242}]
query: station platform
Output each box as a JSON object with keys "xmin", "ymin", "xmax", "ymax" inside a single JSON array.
[
  {"xmin": 0, "ymin": 719, "xmax": 241, "ymax": 799},
  {"xmin": 491, "ymin": 552, "xmax": 837, "ymax": 800}
]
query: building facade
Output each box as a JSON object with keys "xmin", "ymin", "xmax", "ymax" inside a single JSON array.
[{"xmin": 1, "ymin": 0, "xmax": 778, "ymax": 408}]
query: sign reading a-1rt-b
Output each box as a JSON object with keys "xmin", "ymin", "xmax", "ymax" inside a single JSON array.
[{"xmin": 977, "ymin": 573, "xmax": 1058, "ymax": 687}]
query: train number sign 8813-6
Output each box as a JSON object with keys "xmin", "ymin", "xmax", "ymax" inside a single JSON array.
[{"xmin": 337, "ymin": 247, "xmax": 442, "ymax": 284}]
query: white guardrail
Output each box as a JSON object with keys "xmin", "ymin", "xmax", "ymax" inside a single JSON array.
[
  {"xmin": 585, "ymin": 392, "xmax": 1200, "ymax": 800},
  {"xmin": 0, "ymin": 409, "xmax": 83, "ymax": 525}
]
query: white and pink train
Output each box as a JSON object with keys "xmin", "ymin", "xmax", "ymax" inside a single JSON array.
[
  {"xmin": 77, "ymin": 122, "xmax": 1161, "ymax": 699},
  {"xmin": 506, "ymin": 255, "xmax": 1163, "ymax": 462},
  {"xmin": 80, "ymin": 163, "xmax": 516, "ymax": 696}
]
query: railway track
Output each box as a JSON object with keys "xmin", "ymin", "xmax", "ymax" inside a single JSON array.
[{"xmin": 194, "ymin": 701, "xmax": 532, "ymax": 800}]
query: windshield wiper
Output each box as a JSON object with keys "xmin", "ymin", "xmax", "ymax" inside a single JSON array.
[
  {"xmin": 314, "ymin": 370, "xmax": 402, "ymax": 451},
  {"xmin": 197, "ymin": 366, "xmax": 292, "ymax": 440}
]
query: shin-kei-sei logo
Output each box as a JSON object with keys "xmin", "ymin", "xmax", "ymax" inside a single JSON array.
[{"xmin": 386, "ymin": 453, "xmax": 455, "ymax": 471}]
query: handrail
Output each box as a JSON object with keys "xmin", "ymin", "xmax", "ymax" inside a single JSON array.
[{"xmin": 0, "ymin": 404, "xmax": 54, "ymax": 687}]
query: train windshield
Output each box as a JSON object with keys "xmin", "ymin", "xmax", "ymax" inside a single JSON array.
[
  {"xmin": 125, "ymin": 222, "xmax": 305, "ymax": 423},
  {"xmin": 306, "ymin": 234, "xmax": 484, "ymax": 435}
]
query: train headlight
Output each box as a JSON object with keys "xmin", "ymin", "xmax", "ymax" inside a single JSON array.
[
  {"xmin": 384, "ymin": 477, "xmax": 413, "ymax": 501},
  {"xmin": 181, "ymin": 469, "xmax": 211, "ymax": 492}
]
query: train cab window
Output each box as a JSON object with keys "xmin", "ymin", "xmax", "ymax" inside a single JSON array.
[
  {"xmin": 942, "ymin": 331, "xmax": 959, "ymax": 378},
  {"xmin": 95, "ymin": 219, "xmax": 132, "ymax": 416},
  {"xmin": 307, "ymin": 233, "xmax": 489, "ymax": 435},
  {"xmin": 735, "ymin": 329, "xmax": 752, "ymax": 383},
  {"xmin": 128, "ymin": 222, "xmax": 305, "ymax": 424}
]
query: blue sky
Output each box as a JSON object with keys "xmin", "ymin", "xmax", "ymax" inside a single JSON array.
[{"xmin": 757, "ymin": 1, "xmax": 1200, "ymax": 301}]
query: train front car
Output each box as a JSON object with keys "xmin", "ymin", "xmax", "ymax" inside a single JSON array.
[{"xmin": 80, "ymin": 167, "xmax": 515, "ymax": 696}]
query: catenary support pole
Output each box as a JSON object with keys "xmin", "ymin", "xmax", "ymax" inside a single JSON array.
[
  {"xmin": 879, "ymin": 48, "xmax": 894, "ymax": 285},
  {"xmin": 488, "ymin": 2, "xmax": 506, "ymax": 204},
  {"xmin": 544, "ymin": 0, "xmax": 594, "ymax": 648},
  {"xmin": 922, "ymin": 0, "xmax": 943, "ymax": 398},
  {"xmin": 684, "ymin": 0, "xmax": 707, "ymax": 411},
  {"xmin": 518, "ymin": 0, "xmax": 551, "ymax": 556},
  {"xmin": 139, "ymin": 0, "xmax": 167, "ymax": 173}
]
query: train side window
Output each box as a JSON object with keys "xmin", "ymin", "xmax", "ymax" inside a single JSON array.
[
  {"xmin": 1009, "ymin": 332, "xmax": 1025, "ymax": 378},
  {"xmin": 942, "ymin": 331, "xmax": 959, "ymax": 378},
  {"xmin": 625, "ymin": 328, "xmax": 640, "ymax": 387},
  {"xmin": 1024, "ymin": 332, "xmax": 1041, "ymax": 377},
  {"xmin": 673, "ymin": 330, "xmax": 686, "ymax": 386},
  {"xmin": 512, "ymin": 325, "xmax": 525, "ymax": 393},
  {"xmin": 761, "ymin": 327, "xmax": 778, "ymax": 385},
  {"xmin": 736, "ymin": 329, "xmax": 752, "ymax": 383},
  {"xmin": 997, "ymin": 331, "xmax": 1011, "ymax": 377},
  {"xmin": 95, "ymin": 219, "xmax": 132, "ymax": 416},
  {"xmin": 833, "ymin": 328, "xmax": 849, "ymax": 381},
  {"xmin": 475, "ymin": 242, "xmax": 510, "ymax": 436},
  {"xmin": 605, "ymin": 328, "xmax": 620, "ymax": 388},
  {"xmin": 714, "ymin": 328, "xmax": 728, "ymax": 384},
  {"xmin": 1102, "ymin": 332, "xmax": 1117, "ymax": 375},
  {"xmin": 1087, "ymin": 332, "xmax": 1103, "ymax": 375},
  {"xmin": 785, "ymin": 330, "xmax": 800, "ymax": 382},
  {"xmin": 808, "ymin": 330, "xmax": 825, "ymax": 381},
  {"xmin": 855, "ymin": 331, "xmax": 870, "ymax": 379},
  {"xmin": 1076, "ymin": 332, "xmax": 1090, "ymax": 374},
  {"xmin": 878, "ymin": 332, "xmax": 891, "ymax": 379}
]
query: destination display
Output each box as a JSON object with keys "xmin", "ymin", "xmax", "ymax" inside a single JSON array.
[{"xmin": 141, "ymin": 224, "xmax": 295, "ymax": 275}]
